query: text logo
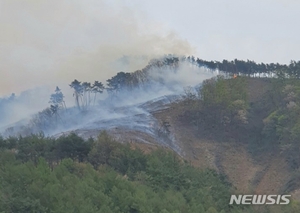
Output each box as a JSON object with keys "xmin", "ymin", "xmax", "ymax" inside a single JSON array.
[{"xmin": 229, "ymin": 195, "xmax": 291, "ymax": 205}]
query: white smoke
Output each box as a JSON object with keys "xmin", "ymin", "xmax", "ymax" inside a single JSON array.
[
  {"xmin": 0, "ymin": 60, "xmax": 219, "ymax": 136},
  {"xmin": 0, "ymin": 0, "xmax": 194, "ymax": 96}
]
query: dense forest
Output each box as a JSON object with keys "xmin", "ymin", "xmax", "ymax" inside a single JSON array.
[
  {"xmin": 1, "ymin": 131, "xmax": 300, "ymax": 213},
  {"xmin": 0, "ymin": 132, "xmax": 243, "ymax": 213}
]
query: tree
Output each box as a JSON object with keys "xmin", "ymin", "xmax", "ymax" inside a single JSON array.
[
  {"xmin": 70, "ymin": 80, "xmax": 104, "ymax": 110},
  {"xmin": 91, "ymin": 81, "xmax": 105, "ymax": 105},
  {"xmin": 82, "ymin": 82, "xmax": 92, "ymax": 109},
  {"xmin": 56, "ymin": 133, "xmax": 91, "ymax": 162},
  {"xmin": 88, "ymin": 131, "xmax": 119, "ymax": 168},
  {"xmin": 106, "ymin": 72, "xmax": 131, "ymax": 94},
  {"xmin": 70, "ymin": 79, "xmax": 83, "ymax": 110},
  {"xmin": 48, "ymin": 87, "xmax": 66, "ymax": 123},
  {"xmin": 49, "ymin": 87, "xmax": 66, "ymax": 109}
]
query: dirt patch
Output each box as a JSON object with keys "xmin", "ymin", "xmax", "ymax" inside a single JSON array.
[{"xmin": 254, "ymin": 154, "xmax": 290, "ymax": 194}]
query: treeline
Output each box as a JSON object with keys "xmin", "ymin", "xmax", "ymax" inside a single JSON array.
[
  {"xmin": 184, "ymin": 56, "xmax": 300, "ymax": 78},
  {"xmin": 6, "ymin": 55, "xmax": 300, "ymax": 116},
  {"xmin": 0, "ymin": 131, "xmax": 254, "ymax": 213},
  {"xmin": 4, "ymin": 55, "xmax": 300, "ymax": 136},
  {"xmin": 119, "ymin": 55, "xmax": 300, "ymax": 79},
  {"xmin": 89, "ymin": 56, "xmax": 300, "ymax": 101}
]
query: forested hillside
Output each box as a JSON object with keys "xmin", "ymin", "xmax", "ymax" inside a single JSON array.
[
  {"xmin": 1, "ymin": 131, "xmax": 300, "ymax": 213},
  {"xmin": 0, "ymin": 132, "xmax": 245, "ymax": 213},
  {"xmin": 2, "ymin": 56, "xmax": 300, "ymax": 212}
]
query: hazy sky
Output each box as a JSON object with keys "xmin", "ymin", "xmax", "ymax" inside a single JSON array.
[
  {"xmin": 122, "ymin": 0, "xmax": 300, "ymax": 63},
  {"xmin": 0, "ymin": 0, "xmax": 299, "ymax": 96}
]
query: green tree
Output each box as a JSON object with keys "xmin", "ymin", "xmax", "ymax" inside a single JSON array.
[
  {"xmin": 88, "ymin": 131, "xmax": 119, "ymax": 168},
  {"xmin": 56, "ymin": 133, "xmax": 91, "ymax": 162}
]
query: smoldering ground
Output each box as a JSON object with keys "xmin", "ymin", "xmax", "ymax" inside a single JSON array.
[{"xmin": 0, "ymin": 60, "xmax": 219, "ymax": 139}]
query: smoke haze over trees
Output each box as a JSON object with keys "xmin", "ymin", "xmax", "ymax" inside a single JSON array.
[{"xmin": 2, "ymin": 55, "xmax": 300, "ymax": 136}]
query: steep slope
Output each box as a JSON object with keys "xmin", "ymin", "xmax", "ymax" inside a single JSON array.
[
  {"xmin": 2, "ymin": 54, "xmax": 299, "ymax": 202},
  {"xmin": 152, "ymin": 78, "xmax": 297, "ymax": 198},
  {"xmin": 45, "ymin": 77, "xmax": 298, "ymax": 198},
  {"xmin": 50, "ymin": 77, "xmax": 297, "ymax": 198},
  {"xmin": 53, "ymin": 95, "xmax": 184, "ymax": 155}
]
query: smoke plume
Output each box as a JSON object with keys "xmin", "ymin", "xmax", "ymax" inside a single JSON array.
[{"xmin": 0, "ymin": 0, "xmax": 194, "ymax": 96}]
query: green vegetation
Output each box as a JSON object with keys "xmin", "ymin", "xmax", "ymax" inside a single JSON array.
[
  {"xmin": 1, "ymin": 131, "xmax": 298, "ymax": 212},
  {"xmin": 0, "ymin": 131, "xmax": 258, "ymax": 213},
  {"xmin": 181, "ymin": 75, "xmax": 249, "ymax": 141},
  {"xmin": 3, "ymin": 56, "xmax": 300, "ymax": 212},
  {"xmin": 261, "ymin": 80, "xmax": 300, "ymax": 146},
  {"xmin": 182, "ymin": 74, "xmax": 300, "ymax": 151},
  {"xmin": 200, "ymin": 76, "xmax": 249, "ymax": 132},
  {"xmin": 200, "ymin": 75, "xmax": 248, "ymax": 109},
  {"xmin": 181, "ymin": 74, "xmax": 300, "ymax": 200}
]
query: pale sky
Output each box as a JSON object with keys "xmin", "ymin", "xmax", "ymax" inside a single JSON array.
[
  {"xmin": 0, "ymin": 0, "xmax": 300, "ymax": 96},
  {"xmin": 121, "ymin": 0, "xmax": 300, "ymax": 64}
]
